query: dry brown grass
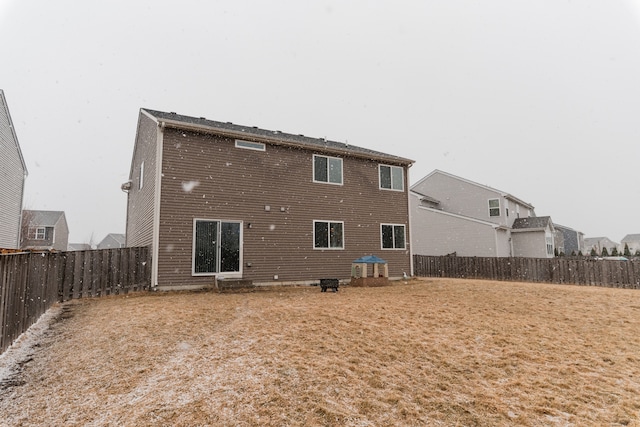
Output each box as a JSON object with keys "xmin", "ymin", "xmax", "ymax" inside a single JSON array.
[{"xmin": 2, "ymin": 278, "xmax": 640, "ymax": 426}]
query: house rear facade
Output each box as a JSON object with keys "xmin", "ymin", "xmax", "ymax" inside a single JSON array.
[
  {"xmin": 410, "ymin": 170, "xmax": 555, "ymax": 258},
  {"xmin": 0, "ymin": 90, "xmax": 28, "ymax": 249},
  {"xmin": 123, "ymin": 109, "xmax": 414, "ymax": 290}
]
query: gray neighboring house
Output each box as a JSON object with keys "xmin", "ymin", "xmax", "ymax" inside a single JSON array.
[
  {"xmin": 410, "ymin": 169, "xmax": 556, "ymax": 258},
  {"xmin": 620, "ymin": 234, "xmax": 640, "ymax": 255},
  {"xmin": 0, "ymin": 90, "xmax": 28, "ymax": 249},
  {"xmin": 123, "ymin": 108, "xmax": 414, "ymax": 290},
  {"xmin": 97, "ymin": 233, "xmax": 126, "ymax": 249},
  {"xmin": 583, "ymin": 237, "xmax": 619, "ymax": 256},
  {"xmin": 554, "ymin": 224, "xmax": 585, "ymax": 256},
  {"xmin": 68, "ymin": 243, "xmax": 92, "ymax": 251},
  {"xmin": 21, "ymin": 210, "xmax": 69, "ymax": 251}
]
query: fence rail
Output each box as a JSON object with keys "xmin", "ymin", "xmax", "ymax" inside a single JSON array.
[
  {"xmin": 413, "ymin": 255, "xmax": 640, "ymax": 289},
  {"xmin": 1, "ymin": 246, "xmax": 151, "ymax": 354}
]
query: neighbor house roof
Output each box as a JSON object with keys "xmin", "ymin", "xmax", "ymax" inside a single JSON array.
[
  {"xmin": 621, "ymin": 234, "xmax": 640, "ymax": 242},
  {"xmin": 512, "ymin": 216, "xmax": 553, "ymax": 230},
  {"xmin": 141, "ymin": 109, "xmax": 415, "ymax": 165},
  {"xmin": 23, "ymin": 210, "xmax": 66, "ymax": 227}
]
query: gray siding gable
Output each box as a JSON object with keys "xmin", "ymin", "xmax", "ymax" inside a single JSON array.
[{"xmin": 0, "ymin": 90, "xmax": 27, "ymax": 249}]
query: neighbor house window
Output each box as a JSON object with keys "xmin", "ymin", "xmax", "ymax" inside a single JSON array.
[
  {"xmin": 379, "ymin": 165, "xmax": 404, "ymax": 191},
  {"xmin": 235, "ymin": 139, "xmax": 265, "ymax": 151},
  {"xmin": 489, "ymin": 199, "xmax": 500, "ymax": 217},
  {"xmin": 35, "ymin": 227, "xmax": 46, "ymax": 240},
  {"xmin": 546, "ymin": 236, "xmax": 554, "ymax": 256},
  {"xmin": 313, "ymin": 155, "xmax": 343, "ymax": 184},
  {"xmin": 139, "ymin": 161, "xmax": 144, "ymax": 190},
  {"xmin": 314, "ymin": 220, "xmax": 344, "ymax": 249},
  {"xmin": 193, "ymin": 219, "xmax": 242, "ymax": 275},
  {"xmin": 381, "ymin": 224, "xmax": 406, "ymax": 249}
]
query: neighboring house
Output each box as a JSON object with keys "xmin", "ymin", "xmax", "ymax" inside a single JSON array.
[
  {"xmin": 67, "ymin": 243, "xmax": 92, "ymax": 251},
  {"xmin": 410, "ymin": 169, "xmax": 555, "ymax": 258},
  {"xmin": 123, "ymin": 109, "xmax": 414, "ymax": 290},
  {"xmin": 0, "ymin": 90, "xmax": 28, "ymax": 249},
  {"xmin": 96, "ymin": 233, "xmax": 126, "ymax": 249},
  {"xmin": 620, "ymin": 234, "xmax": 640, "ymax": 255},
  {"xmin": 21, "ymin": 210, "xmax": 69, "ymax": 251},
  {"xmin": 583, "ymin": 237, "xmax": 619, "ymax": 256},
  {"xmin": 554, "ymin": 224, "xmax": 585, "ymax": 256}
]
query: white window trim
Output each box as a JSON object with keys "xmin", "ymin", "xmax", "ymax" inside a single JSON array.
[
  {"xmin": 35, "ymin": 227, "xmax": 46, "ymax": 240},
  {"xmin": 139, "ymin": 161, "xmax": 144, "ymax": 190},
  {"xmin": 378, "ymin": 164, "xmax": 404, "ymax": 191},
  {"xmin": 313, "ymin": 220, "xmax": 345, "ymax": 250},
  {"xmin": 235, "ymin": 139, "xmax": 266, "ymax": 151},
  {"xmin": 312, "ymin": 154, "xmax": 343, "ymax": 185},
  {"xmin": 192, "ymin": 218, "xmax": 243, "ymax": 278},
  {"xmin": 488, "ymin": 198, "xmax": 500, "ymax": 217},
  {"xmin": 380, "ymin": 223, "xmax": 407, "ymax": 250}
]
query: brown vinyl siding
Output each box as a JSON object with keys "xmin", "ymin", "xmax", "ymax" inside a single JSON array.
[
  {"xmin": 0, "ymin": 92, "xmax": 26, "ymax": 249},
  {"xmin": 125, "ymin": 113, "xmax": 158, "ymax": 247},
  {"xmin": 155, "ymin": 128, "xmax": 411, "ymax": 288}
]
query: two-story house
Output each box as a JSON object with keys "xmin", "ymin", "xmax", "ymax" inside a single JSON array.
[
  {"xmin": 554, "ymin": 224, "xmax": 585, "ymax": 256},
  {"xmin": 20, "ymin": 210, "xmax": 69, "ymax": 251},
  {"xmin": 0, "ymin": 90, "xmax": 28, "ymax": 249},
  {"xmin": 123, "ymin": 109, "xmax": 414, "ymax": 290},
  {"xmin": 410, "ymin": 169, "xmax": 555, "ymax": 258}
]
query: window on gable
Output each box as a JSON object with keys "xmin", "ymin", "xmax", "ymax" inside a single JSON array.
[
  {"xmin": 193, "ymin": 219, "xmax": 242, "ymax": 276},
  {"xmin": 314, "ymin": 220, "xmax": 344, "ymax": 249},
  {"xmin": 379, "ymin": 165, "xmax": 404, "ymax": 191},
  {"xmin": 489, "ymin": 199, "xmax": 500, "ymax": 217},
  {"xmin": 313, "ymin": 155, "xmax": 343, "ymax": 184},
  {"xmin": 381, "ymin": 224, "xmax": 406, "ymax": 249},
  {"xmin": 35, "ymin": 227, "xmax": 46, "ymax": 240}
]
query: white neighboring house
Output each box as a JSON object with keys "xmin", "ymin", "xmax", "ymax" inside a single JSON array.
[
  {"xmin": 410, "ymin": 169, "xmax": 555, "ymax": 258},
  {"xmin": 583, "ymin": 237, "xmax": 619, "ymax": 256},
  {"xmin": 0, "ymin": 90, "xmax": 28, "ymax": 249},
  {"xmin": 619, "ymin": 234, "xmax": 640, "ymax": 256},
  {"xmin": 96, "ymin": 233, "xmax": 126, "ymax": 249}
]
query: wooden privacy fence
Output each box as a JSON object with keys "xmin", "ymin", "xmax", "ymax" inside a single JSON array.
[
  {"xmin": 413, "ymin": 255, "xmax": 640, "ymax": 289},
  {"xmin": 1, "ymin": 246, "xmax": 151, "ymax": 354}
]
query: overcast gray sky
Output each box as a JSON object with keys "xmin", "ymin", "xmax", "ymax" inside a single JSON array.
[{"xmin": 1, "ymin": 0, "xmax": 639, "ymax": 245}]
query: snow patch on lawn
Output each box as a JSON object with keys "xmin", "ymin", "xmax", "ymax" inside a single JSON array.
[{"xmin": 0, "ymin": 305, "xmax": 62, "ymax": 389}]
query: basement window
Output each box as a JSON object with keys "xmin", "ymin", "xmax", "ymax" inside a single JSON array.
[{"xmin": 235, "ymin": 139, "xmax": 265, "ymax": 151}]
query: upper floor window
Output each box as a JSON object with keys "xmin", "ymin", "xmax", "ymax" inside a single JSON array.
[
  {"xmin": 313, "ymin": 155, "xmax": 343, "ymax": 185},
  {"xmin": 35, "ymin": 227, "xmax": 46, "ymax": 240},
  {"xmin": 379, "ymin": 165, "xmax": 404, "ymax": 191},
  {"xmin": 314, "ymin": 220, "xmax": 344, "ymax": 249},
  {"xmin": 381, "ymin": 224, "xmax": 406, "ymax": 249},
  {"xmin": 235, "ymin": 139, "xmax": 265, "ymax": 151},
  {"xmin": 489, "ymin": 199, "xmax": 500, "ymax": 217}
]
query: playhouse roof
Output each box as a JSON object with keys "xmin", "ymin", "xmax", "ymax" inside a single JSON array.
[{"xmin": 353, "ymin": 255, "xmax": 387, "ymax": 264}]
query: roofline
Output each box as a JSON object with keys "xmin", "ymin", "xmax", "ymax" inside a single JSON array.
[
  {"xmin": 411, "ymin": 169, "xmax": 534, "ymax": 209},
  {"xmin": 143, "ymin": 109, "xmax": 414, "ymax": 166},
  {"xmin": 415, "ymin": 204, "xmax": 508, "ymax": 229}
]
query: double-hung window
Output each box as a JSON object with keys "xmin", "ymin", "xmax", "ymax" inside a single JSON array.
[
  {"xmin": 35, "ymin": 227, "xmax": 46, "ymax": 240},
  {"xmin": 488, "ymin": 199, "xmax": 500, "ymax": 217},
  {"xmin": 379, "ymin": 165, "xmax": 404, "ymax": 191},
  {"xmin": 313, "ymin": 155, "xmax": 343, "ymax": 185},
  {"xmin": 314, "ymin": 220, "xmax": 344, "ymax": 249},
  {"xmin": 381, "ymin": 224, "xmax": 406, "ymax": 249},
  {"xmin": 193, "ymin": 219, "xmax": 242, "ymax": 276}
]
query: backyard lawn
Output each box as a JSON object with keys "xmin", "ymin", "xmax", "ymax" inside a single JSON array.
[{"xmin": 1, "ymin": 278, "xmax": 639, "ymax": 426}]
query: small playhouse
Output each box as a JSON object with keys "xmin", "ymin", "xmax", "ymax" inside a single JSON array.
[{"xmin": 350, "ymin": 255, "xmax": 389, "ymax": 287}]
